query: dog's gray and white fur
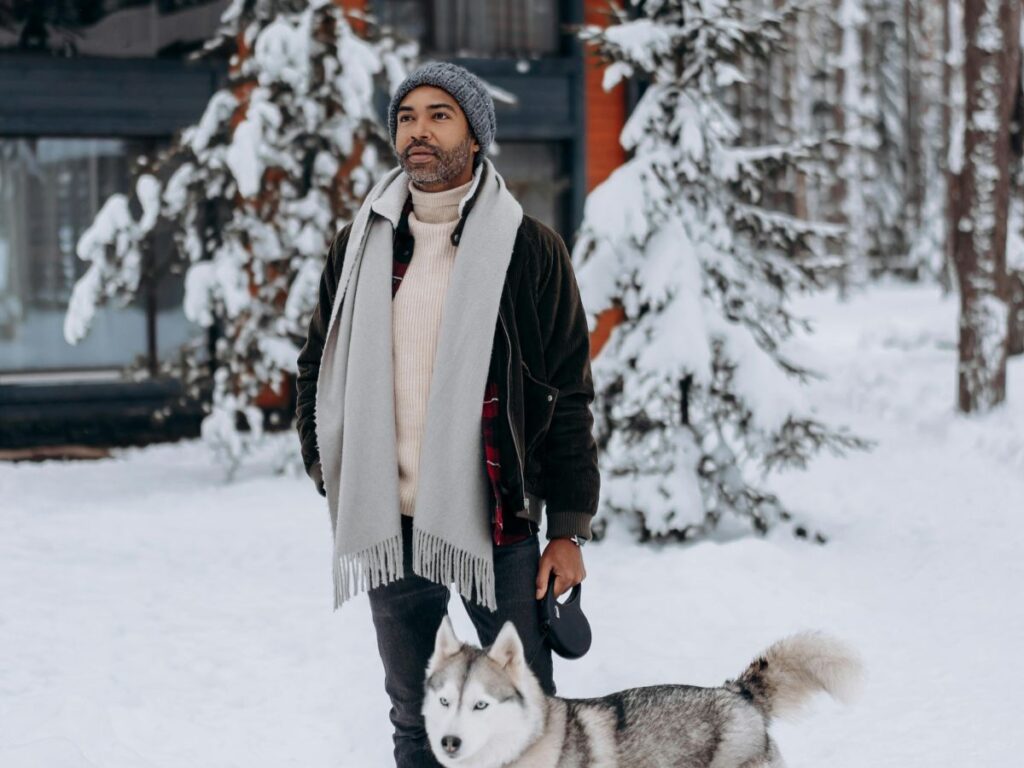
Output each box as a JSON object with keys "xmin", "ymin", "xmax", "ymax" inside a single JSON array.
[{"xmin": 423, "ymin": 616, "xmax": 862, "ymax": 768}]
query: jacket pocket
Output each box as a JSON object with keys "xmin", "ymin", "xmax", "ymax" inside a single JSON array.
[{"xmin": 522, "ymin": 364, "xmax": 558, "ymax": 458}]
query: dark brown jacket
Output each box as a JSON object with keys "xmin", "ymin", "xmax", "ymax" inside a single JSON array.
[{"xmin": 295, "ymin": 188, "xmax": 600, "ymax": 541}]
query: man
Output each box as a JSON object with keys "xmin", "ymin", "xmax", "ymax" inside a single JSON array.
[{"xmin": 295, "ymin": 61, "xmax": 599, "ymax": 768}]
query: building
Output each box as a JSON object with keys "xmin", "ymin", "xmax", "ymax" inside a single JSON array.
[{"xmin": 0, "ymin": 0, "xmax": 627, "ymax": 452}]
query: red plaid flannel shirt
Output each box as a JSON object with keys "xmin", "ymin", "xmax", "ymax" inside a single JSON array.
[{"xmin": 392, "ymin": 244, "xmax": 535, "ymax": 546}]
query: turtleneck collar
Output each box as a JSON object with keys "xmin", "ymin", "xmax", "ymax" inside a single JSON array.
[{"xmin": 408, "ymin": 176, "xmax": 475, "ymax": 224}]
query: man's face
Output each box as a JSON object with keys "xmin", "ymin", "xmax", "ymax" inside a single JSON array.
[{"xmin": 394, "ymin": 85, "xmax": 479, "ymax": 189}]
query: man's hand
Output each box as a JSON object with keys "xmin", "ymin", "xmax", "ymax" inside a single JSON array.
[{"xmin": 535, "ymin": 538, "xmax": 586, "ymax": 600}]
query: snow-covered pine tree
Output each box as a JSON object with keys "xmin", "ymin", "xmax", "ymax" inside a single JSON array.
[
  {"xmin": 62, "ymin": 0, "xmax": 416, "ymax": 475},
  {"xmin": 575, "ymin": 0, "xmax": 867, "ymax": 542}
]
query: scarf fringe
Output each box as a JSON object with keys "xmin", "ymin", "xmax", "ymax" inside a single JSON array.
[
  {"xmin": 413, "ymin": 526, "xmax": 497, "ymax": 612},
  {"xmin": 332, "ymin": 534, "xmax": 404, "ymax": 611}
]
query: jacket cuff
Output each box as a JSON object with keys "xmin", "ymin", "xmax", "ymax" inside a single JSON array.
[
  {"xmin": 545, "ymin": 510, "xmax": 593, "ymax": 542},
  {"xmin": 308, "ymin": 460, "xmax": 326, "ymax": 497}
]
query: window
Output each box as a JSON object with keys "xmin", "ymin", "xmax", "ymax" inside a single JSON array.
[
  {"xmin": 377, "ymin": 0, "xmax": 561, "ymax": 58},
  {"xmin": 0, "ymin": 137, "xmax": 196, "ymax": 375},
  {"xmin": 489, "ymin": 141, "xmax": 570, "ymax": 237}
]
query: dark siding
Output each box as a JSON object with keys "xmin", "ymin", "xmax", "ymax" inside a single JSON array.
[
  {"xmin": 0, "ymin": 54, "xmax": 227, "ymax": 137},
  {"xmin": 452, "ymin": 58, "xmax": 577, "ymax": 140},
  {"xmin": 0, "ymin": 379, "xmax": 205, "ymax": 449}
]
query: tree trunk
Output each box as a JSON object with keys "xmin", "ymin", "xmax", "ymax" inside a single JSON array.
[
  {"xmin": 837, "ymin": 0, "xmax": 869, "ymax": 298},
  {"xmin": 1008, "ymin": 270, "xmax": 1024, "ymax": 355},
  {"xmin": 942, "ymin": 0, "xmax": 961, "ymax": 293},
  {"xmin": 952, "ymin": 0, "xmax": 1019, "ymax": 411},
  {"xmin": 831, "ymin": 0, "xmax": 848, "ymax": 234},
  {"xmin": 1006, "ymin": 21, "xmax": 1024, "ymax": 357},
  {"xmin": 904, "ymin": 0, "xmax": 923, "ymax": 235}
]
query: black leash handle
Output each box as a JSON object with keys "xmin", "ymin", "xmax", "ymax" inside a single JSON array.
[{"xmin": 525, "ymin": 578, "xmax": 580, "ymax": 668}]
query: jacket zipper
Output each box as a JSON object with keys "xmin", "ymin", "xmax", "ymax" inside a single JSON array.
[{"xmin": 498, "ymin": 308, "xmax": 527, "ymax": 510}]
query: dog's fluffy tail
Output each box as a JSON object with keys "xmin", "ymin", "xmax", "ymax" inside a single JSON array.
[{"xmin": 726, "ymin": 631, "xmax": 863, "ymax": 722}]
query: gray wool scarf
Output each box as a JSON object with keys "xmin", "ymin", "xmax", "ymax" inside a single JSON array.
[{"xmin": 315, "ymin": 158, "xmax": 523, "ymax": 612}]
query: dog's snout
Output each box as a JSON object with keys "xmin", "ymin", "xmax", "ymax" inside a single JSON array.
[{"xmin": 441, "ymin": 734, "xmax": 462, "ymax": 754}]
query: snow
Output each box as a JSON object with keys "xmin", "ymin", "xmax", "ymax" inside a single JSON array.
[
  {"xmin": 253, "ymin": 15, "xmax": 312, "ymax": 92},
  {"xmin": 334, "ymin": 24, "xmax": 384, "ymax": 121},
  {"xmin": 63, "ymin": 194, "xmax": 149, "ymax": 346},
  {"xmin": 601, "ymin": 19, "xmax": 675, "ymax": 71},
  {"xmin": 225, "ymin": 116, "xmax": 263, "ymax": 199},
  {"xmin": 74, "ymin": 195, "xmax": 135, "ymax": 265},
  {"xmin": 161, "ymin": 163, "xmax": 195, "ymax": 218},
  {"xmin": 284, "ymin": 257, "xmax": 325, "ymax": 324},
  {"xmin": 135, "ymin": 175, "xmax": 162, "ymax": 234},
  {"xmin": 573, "ymin": 161, "xmax": 654, "ymax": 299},
  {"xmin": 62, "ymin": 266, "xmax": 105, "ymax": 349},
  {"xmin": 182, "ymin": 262, "xmax": 218, "ymax": 327},
  {"xmin": 258, "ymin": 336, "xmax": 300, "ymax": 376},
  {"xmin": 4, "ymin": 282, "xmax": 1023, "ymax": 766},
  {"xmin": 601, "ymin": 60, "xmax": 634, "ymax": 91},
  {"xmin": 184, "ymin": 90, "xmax": 238, "ymax": 155},
  {"xmin": 600, "ymin": 423, "xmax": 707, "ymax": 534},
  {"xmin": 1008, "ymin": 196, "xmax": 1024, "ymax": 272},
  {"xmin": 708, "ymin": 312, "xmax": 798, "ymax": 435},
  {"xmin": 608, "ymin": 219, "xmax": 715, "ymax": 392},
  {"xmin": 678, "ymin": 94, "xmax": 706, "ymax": 162},
  {"xmin": 946, "ymin": 0, "xmax": 966, "ymax": 176},
  {"xmin": 714, "ymin": 62, "xmax": 746, "ymax": 87},
  {"xmin": 182, "ymin": 243, "xmax": 252, "ymax": 327},
  {"xmin": 618, "ymin": 83, "xmax": 666, "ymax": 154}
]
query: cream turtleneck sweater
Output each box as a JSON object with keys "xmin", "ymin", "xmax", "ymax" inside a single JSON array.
[{"xmin": 394, "ymin": 176, "xmax": 475, "ymax": 517}]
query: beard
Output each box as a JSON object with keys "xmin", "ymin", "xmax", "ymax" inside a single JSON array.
[{"xmin": 398, "ymin": 134, "xmax": 475, "ymax": 186}]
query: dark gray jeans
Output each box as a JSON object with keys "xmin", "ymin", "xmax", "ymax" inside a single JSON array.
[{"xmin": 367, "ymin": 514, "xmax": 555, "ymax": 768}]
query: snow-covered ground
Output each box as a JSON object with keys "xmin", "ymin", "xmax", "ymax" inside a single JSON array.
[{"xmin": 2, "ymin": 282, "xmax": 1022, "ymax": 767}]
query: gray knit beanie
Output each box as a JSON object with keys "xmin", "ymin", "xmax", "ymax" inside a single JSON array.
[{"xmin": 387, "ymin": 62, "xmax": 496, "ymax": 169}]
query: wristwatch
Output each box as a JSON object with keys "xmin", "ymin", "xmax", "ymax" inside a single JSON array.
[{"xmin": 568, "ymin": 534, "xmax": 586, "ymax": 548}]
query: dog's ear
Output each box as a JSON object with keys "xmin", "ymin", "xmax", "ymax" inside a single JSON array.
[
  {"xmin": 487, "ymin": 620, "xmax": 526, "ymax": 674},
  {"xmin": 426, "ymin": 614, "xmax": 462, "ymax": 675}
]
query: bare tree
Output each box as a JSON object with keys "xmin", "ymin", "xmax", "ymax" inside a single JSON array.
[
  {"xmin": 951, "ymin": 0, "xmax": 1020, "ymax": 411},
  {"xmin": 1007, "ymin": 16, "xmax": 1024, "ymax": 357},
  {"xmin": 944, "ymin": 0, "xmax": 966, "ymax": 292}
]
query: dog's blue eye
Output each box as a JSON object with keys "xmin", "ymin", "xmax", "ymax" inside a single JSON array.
[
  {"xmin": 474, "ymin": 701, "xmax": 488, "ymax": 710},
  {"xmin": 440, "ymin": 697, "xmax": 449, "ymax": 707}
]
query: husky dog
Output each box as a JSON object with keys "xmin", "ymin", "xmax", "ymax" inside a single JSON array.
[{"xmin": 422, "ymin": 616, "xmax": 861, "ymax": 768}]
